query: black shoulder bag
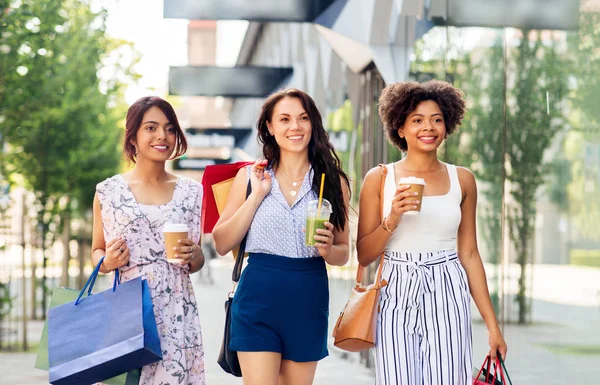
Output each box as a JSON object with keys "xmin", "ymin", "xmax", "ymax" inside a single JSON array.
[{"xmin": 217, "ymin": 181, "xmax": 251, "ymax": 377}]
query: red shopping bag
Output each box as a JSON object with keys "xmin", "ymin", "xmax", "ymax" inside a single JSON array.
[
  {"xmin": 473, "ymin": 353, "xmax": 512, "ymax": 385},
  {"xmin": 201, "ymin": 161, "xmax": 253, "ymax": 234}
]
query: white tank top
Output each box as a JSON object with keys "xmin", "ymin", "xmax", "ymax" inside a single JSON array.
[{"xmin": 383, "ymin": 163, "xmax": 462, "ymax": 253}]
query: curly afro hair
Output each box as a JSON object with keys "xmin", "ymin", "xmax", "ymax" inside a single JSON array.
[{"xmin": 378, "ymin": 80, "xmax": 466, "ymax": 151}]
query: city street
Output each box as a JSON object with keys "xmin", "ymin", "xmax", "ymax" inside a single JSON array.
[
  {"xmin": 0, "ymin": 259, "xmax": 375, "ymax": 385},
  {"xmin": 1, "ymin": 259, "xmax": 599, "ymax": 384}
]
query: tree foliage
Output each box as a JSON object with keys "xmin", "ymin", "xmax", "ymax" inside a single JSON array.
[
  {"xmin": 0, "ymin": 0, "xmax": 137, "ymax": 317},
  {"xmin": 548, "ymin": 11, "xmax": 600, "ymax": 247},
  {"xmin": 505, "ymin": 30, "xmax": 568, "ymax": 323}
]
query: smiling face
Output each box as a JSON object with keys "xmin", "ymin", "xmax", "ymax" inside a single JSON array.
[
  {"xmin": 131, "ymin": 106, "xmax": 177, "ymax": 163},
  {"xmin": 266, "ymin": 96, "xmax": 312, "ymax": 156},
  {"xmin": 399, "ymin": 100, "xmax": 446, "ymax": 153}
]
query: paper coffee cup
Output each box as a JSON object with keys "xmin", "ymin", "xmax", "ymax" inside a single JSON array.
[
  {"xmin": 398, "ymin": 176, "xmax": 426, "ymax": 215},
  {"xmin": 163, "ymin": 223, "xmax": 189, "ymax": 263}
]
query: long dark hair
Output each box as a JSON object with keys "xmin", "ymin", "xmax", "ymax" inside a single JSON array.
[
  {"xmin": 257, "ymin": 88, "xmax": 350, "ymax": 231},
  {"xmin": 124, "ymin": 96, "xmax": 187, "ymax": 163}
]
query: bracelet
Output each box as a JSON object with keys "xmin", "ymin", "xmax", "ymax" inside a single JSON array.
[{"xmin": 381, "ymin": 217, "xmax": 395, "ymax": 233}]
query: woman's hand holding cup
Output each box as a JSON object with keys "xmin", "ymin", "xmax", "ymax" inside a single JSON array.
[
  {"xmin": 386, "ymin": 184, "xmax": 423, "ymax": 230},
  {"xmin": 172, "ymin": 238, "xmax": 200, "ymax": 265},
  {"xmin": 103, "ymin": 237, "xmax": 130, "ymax": 270},
  {"xmin": 313, "ymin": 222, "xmax": 335, "ymax": 258},
  {"xmin": 164, "ymin": 224, "xmax": 189, "ymax": 264}
]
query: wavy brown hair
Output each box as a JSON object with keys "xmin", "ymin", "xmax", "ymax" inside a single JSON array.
[
  {"xmin": 124, "ymin": 96, "xmax": 187, "ymax": 163},
  {"xmin": 378, "ymin": 80, "xmax": 466, "ymax": 151},
  {"xmin": 257, "ymin": 88, "xmax": 350, "ymax": 231}
]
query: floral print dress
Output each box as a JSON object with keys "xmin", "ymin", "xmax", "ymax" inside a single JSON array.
[{"xmin": 96, "ymin": 175, "xmax": 205, "ymax": 385}]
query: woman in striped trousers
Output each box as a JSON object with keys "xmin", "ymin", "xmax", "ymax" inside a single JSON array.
[{"xmin": 357, "ymin": 80, "xmax": 507, "ymax": 385}]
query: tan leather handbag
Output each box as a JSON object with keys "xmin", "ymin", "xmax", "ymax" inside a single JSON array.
[{"xmin": 332, "ymin": 165, "xmax": 388, "ymax": 352}]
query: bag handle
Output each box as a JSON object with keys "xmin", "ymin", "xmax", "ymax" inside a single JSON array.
[
  {"xmin": 475, "ymin": 353, "xmax": 511, "ymax": 385},
  {"xmin": 231, "ymin": 180, "xmax": 252, "ymax": 285},
  {"xmin": 497, "ymin": 351, "xmax": 512, "ymax": 385},
  {"xmin": 75, "ymin": 256, "xmax": 119, "ymax": 306},
  {"xmin": 355, "ymin": 164, "xmax": 387, "ymax": 288},
  {"xmin": 475, "ymin": 355, "xmax": 496, "ymax": 384}
]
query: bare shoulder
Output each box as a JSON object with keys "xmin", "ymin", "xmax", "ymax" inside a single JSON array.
[
  {"xmin": 363, "ymin": 165, "xmax": 386, "ymax": 188},
  {"xmin": 358, "ymin": 165, "xmax": 387, "ymax": 204},
  {"xmin": 456, "ymin": 166, "xmax": 477, "ymax": 200},
  {"xmin": 339, "ymin": 175, "xmax": 350, "ymax": 195},
  {"xmin": 456, "ymin": 166, "xmax": 476, "ymax": 183}
]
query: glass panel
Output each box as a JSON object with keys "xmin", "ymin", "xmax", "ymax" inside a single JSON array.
[
  {"xmin": 410, "ymin": 22, "xmax": 507, "ymax": 319},
  {"xmin": 501, "ymin": 5, "xmax": 600, "ymax": 383},
  {"xmin": 330, "ymin": 3, "xmax": 600, "ymax": 381},
  {"xmin": 325, "ymin": 99, "xmax": 361, "ymax": 207},
  {"xmin": 438, "ymin": 2, "xmax": 600, "ymax": 382}
]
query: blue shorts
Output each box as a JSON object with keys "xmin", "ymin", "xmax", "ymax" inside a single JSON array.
[{"xmin": 230, "ymin": 253, "xmax": 329, "ymax": 362}]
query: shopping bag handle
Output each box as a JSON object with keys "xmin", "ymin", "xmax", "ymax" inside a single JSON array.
[
  {"xmin": 75, "ymin": 256, "xmax": 120, "ymax": 306},
  {"xmin": 475, "ymin": 355, "xmax": 496, "ymax": 384},
  {"xmin": 475, "ymin": 352, "xmax": 512, "ymax": 385},
  {"xmin": 497, "ymin": 350, "xmax": 512, "ymax": 385}
]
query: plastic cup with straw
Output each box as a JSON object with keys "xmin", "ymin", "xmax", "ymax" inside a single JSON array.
[{"xmin": 306, "ymin": 173, "xmax": 332, "ymax": 246}]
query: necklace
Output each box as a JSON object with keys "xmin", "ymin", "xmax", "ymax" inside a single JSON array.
[{"xmin": 278, "ymin": 167, "xmax": 307, "ymax": 197}]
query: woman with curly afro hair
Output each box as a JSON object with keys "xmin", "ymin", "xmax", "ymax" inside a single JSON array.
[{"xmin": 356, "ymin": 80, "xmax": 507, "ymax": 385}]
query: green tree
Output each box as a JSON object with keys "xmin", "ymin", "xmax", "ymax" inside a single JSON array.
[
  {"xmin": 459, "ymin": 38, "xmax": 506, "ymax": 314},
  {"xmin": 570, "ymin": 12, "xmax": 600, "ymax": 129},
  {"xmin": 409, "ymin": 28, "xmax": 505, "ymax": 314},
  {"xmin": 555, "ymin": 11, "xmax": 600, "ymax": 253},
  {"xmin": 452, "ymin": 30, "xmax": 567, "ymax": 324},
  {"xmin": 0, "ymin": 0, "xmax": 135, "ymax": 317},
  {"xmin": 411, "ymin": 27, "xmax": 568, "ymax": 324},
  {"xmin": 506, "ymin": 30, "xmax": 567, "ymax": 323}
]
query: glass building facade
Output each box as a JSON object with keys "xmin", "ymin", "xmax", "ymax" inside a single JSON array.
[{"xmin": 229, "ymin": 1, "xmax": 600, "ymax": 382}]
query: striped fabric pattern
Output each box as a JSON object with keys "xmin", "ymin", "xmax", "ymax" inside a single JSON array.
[{"xmin": 375, "ymin": 250, "xmax": 473, "ymax": 385}]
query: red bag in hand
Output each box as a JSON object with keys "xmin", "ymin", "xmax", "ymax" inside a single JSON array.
[
  {"xmin": 473, "ymin": 353, "xmax": 512, "ymax": 385},
  {"xmin": 201, "ymin": 161, "xmax": 253, "ymax": 234}
]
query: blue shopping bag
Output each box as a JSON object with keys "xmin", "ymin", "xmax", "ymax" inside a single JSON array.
[
  {"xmin": 35, "ymin": 286, "xmax": 141, "ymax": 385},
  {"xmin": 48, "ymin": 257, "xmax": 162, "ymax": 385}
]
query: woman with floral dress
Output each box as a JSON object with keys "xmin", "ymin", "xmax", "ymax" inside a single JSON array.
[{"xmin": 91, "ymin": 96, "xmax": 206, "ymax": 384}]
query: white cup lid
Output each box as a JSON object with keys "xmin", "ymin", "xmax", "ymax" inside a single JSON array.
[
  {"xmin": 398, "ymin": 176, "xmax": 426, "ymax": 185},
  {"xmin": 307, "ymin": 199, "xmax": 333, "ymax": 214},
  {"xmin": 163, "ymin": 223, "xmax": 189, "ymax": 232}
]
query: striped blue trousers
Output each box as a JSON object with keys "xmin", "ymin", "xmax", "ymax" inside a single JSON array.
[{"xmin": 375, "ymin": 249, "xmax": 472, "ymax": 385}]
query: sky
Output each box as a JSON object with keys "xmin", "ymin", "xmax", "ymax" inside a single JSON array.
[{"xmin": 93, "ymin": 0, "xmax": 248, "ymax": 105}]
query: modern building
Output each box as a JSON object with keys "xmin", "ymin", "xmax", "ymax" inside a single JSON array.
[
  {"xmin": 170, "ymin": 21, "xmax": 252, "ymax": 181},
  {"xmin": 167, "ymin": 0, "xmax": 600, "ymax": 379}
]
